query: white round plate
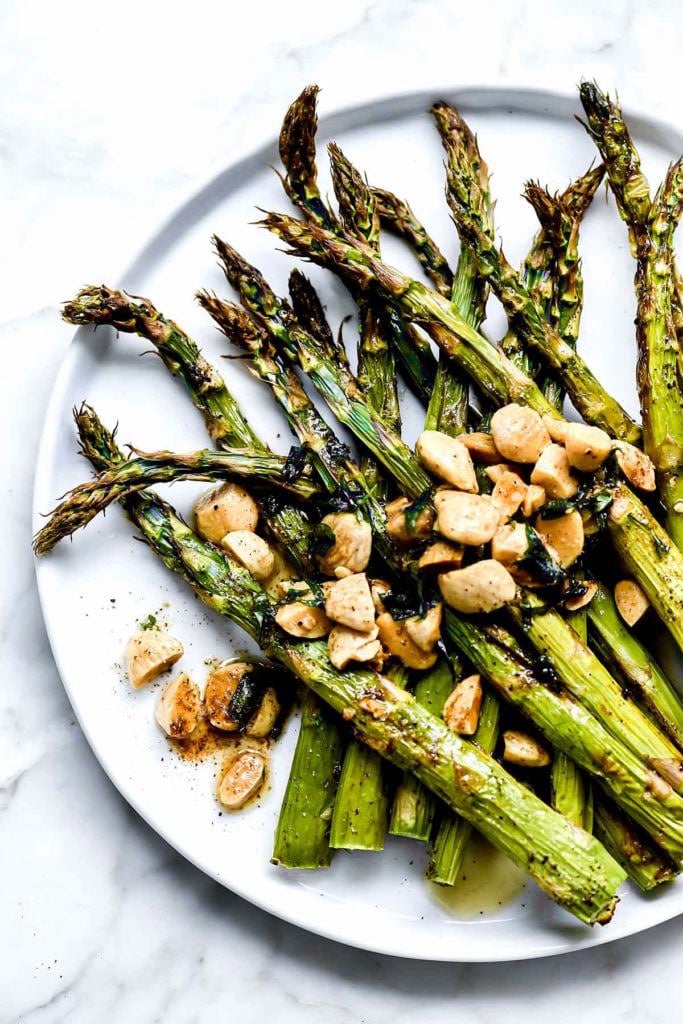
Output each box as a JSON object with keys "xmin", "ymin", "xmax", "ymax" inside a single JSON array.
[{"xmin": 34, "ymin": 86, "xmax": 683, "ymax": 961}]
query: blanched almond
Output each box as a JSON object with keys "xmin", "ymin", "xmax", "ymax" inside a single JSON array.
[
  {"xmin": 416, "ymin": 430, "xmax": 478, "ymax": 492},
  {"xmin": 404, "ymin": 604, "xmax": 443, "ymax": 652},
  {"xmin": 530, "ymin": 444, "xmax": 579, "ymax": 499},
  {"xmin": 220, "ymin": 530, "xmax": 275, "ymax": 580},
  {"xmin": 376, "ymin": 612, "xmax": 438, "ymax": 670},
  {"xmin": 275, "ymin": 601, "xmax": 332, "ymax": 638},
  {"xmin": 443, "ymin": 674, "xmax": 483, "ymax": 735},
  {"xmin": 522, "ymin": 484, "xmax": 546, "ymax": 517},
  {"xmin": 328, "ymin": 624, "xmax": 381, "ymax": 670},
  {"xmin": 491, "ymin": 470, "xmax": 528, "ymax": 521},
  {"xmin": 438, "ymin": 560, "xmax": 516, "ymax": 614},
  {"xmin": 613, "ymin": 442, "xmax": 657, "ymax": 491},
  {"xmin": 563, "ymin": 423, "xmax": 612, "ymax": 472},
  {"xmin": 324, "ymin": 573, "xmax": 376, "ymax": 633},
  {"xmin": 204, "ymin": 661, "xmax": 250, "ymax": 731},
  {"xmin": 614, "ymin": 579, "xmax": 650, "ymax": 626},
  {"xmin": 262, "ymin": 549, "xmax": 297, "ymax": 599},
  {"xmin": 217, "ymin": 749, "xmax": 266, "ymax": 810},
  {"xmin": 317, "ymin": 512, "xmax": 372, "ymax": 575},
  {"xmin": 434, "ymin": 491, "xmax": 500, "ymax": 545},
  {"xmin": 245, "ymin": 687, "xmax": 281, "ymax": 738},
  {"xmin": 385, "ymin": 496, "xmax": 435, "ymax": 546},
  {"xmin": 417, "ymin": 541, "xmax": 464, "ymax": 572},
  {"xmin": 194, "ymin": 482, "xmax": 259, "ymax": 542},
  {"xmin": 485, "ymin": 463, "xmax": 515, "ymax": 484},
  {"xmin": 155, "ymin": 673, "xmax": 201, "ymax": 738},
  {"xmin": 491, "ymin": 404, "xmax": 551, "ymax": 463},
  {"xmin": 126, "ymin": 631, "xmax": 184, "ymax": 689},
  {"xmin": 535, "ymin": 510, "xmax": 584, "ymax": 567},
  {"xmin": 491, "ymin": 522, "xmax": 529, "ymax": 564},
  {"xmin": 460, "ymin": 432, "xmax": 502, "ymax": 464},
  {"xmin": 502, "ymin": 730, "xmax": 550, "ymax": 767}
]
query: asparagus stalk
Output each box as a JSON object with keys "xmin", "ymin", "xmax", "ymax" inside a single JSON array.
[
  {"xmin": 593, "ymin": 799, "xmax": 678, "ymax": 892},
  {"xmin": 279, "ymin": 86, "xmax": 437, "ymax": 402},
  {"xmin": 272, "ymin": 690, "xmax": 345, "ymax": 868},
  {"xmin": 430, "ymin": 104, "xmax": 640, "ymax": 443},
  {"xmin": 428, "ymin": 690, "xmax": 501, "ymax": 886},
  {"xmin": 587, "ymin": 583, "xmax": 683, "ymax": 749},
  {"xmin": 508, "ymin": 595, "xmax": 683, "ymax": 782},
  {"xmin": 579, "ymin": 83, "xmax": 683, "ymax": 545},
  {"xmin": 445, "ymin": 613, "xmax": 683, "ymax": 862},
  {"xmin": 372, "ymin": 187, "xmax": 454, "ymax": 297},
  {"xmin": 67, "ymin": 407, "xmax": 627, "ymax": 925},
  {"xmin": 33, "ymin": 445, "xmax": 318, "ymax": 555}
]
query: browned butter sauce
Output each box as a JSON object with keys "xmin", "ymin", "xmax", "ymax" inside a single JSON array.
[{"xmin": 431, "ymin": 833, "xmax": 527, "ymax": 917}]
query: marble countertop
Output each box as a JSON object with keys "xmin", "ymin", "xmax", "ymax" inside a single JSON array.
[{"xmin": 2, "ymin": 1, "xmax": 681, "ymax": 1020}]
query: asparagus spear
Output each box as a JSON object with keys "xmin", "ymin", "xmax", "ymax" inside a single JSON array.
[
  {"xmin": 579, "ymin": 83, "xmax": 683, "ymax": 545},
  {"xmin": 259, "ymin": 212, "xmax": 683, "ymax": 655},
  {"xmin": 372, "ymin": 187, "xmax": 454, "ymax": 297},
  {"xmin": 593, "ymin": 799, "xmax": 678, "ymax": 892},
  {"xmin": 279, "ymin": 86, "xmax": 437, "ymax": 402},
  {"xmin": 33, "ymin": 445, "xmax": 318, "ymax": 555},
  {"xmin": 430, "ymin": 103, "xmax": 640, "ymax": 444},
  {"xmin": 68, "ymin": 407, "xmax": 627, "ymax": 924},
  {"xmin": 445, "ymin": 613, "xmax": 683, "ymax": 862},
  {"xmin": 272, "ymin": 690, "xmax": 345, "ymax": 869},
  {"xmin": 587, "ymin": 583, "xmax": 683, "ymax": 749}
]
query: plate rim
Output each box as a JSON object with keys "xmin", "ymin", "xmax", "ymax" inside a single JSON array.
[{"xmin": 33, "ymin": 83, "xmax": 683, "ymax": 962}]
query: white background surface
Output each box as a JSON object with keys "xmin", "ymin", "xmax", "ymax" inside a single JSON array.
[{"xmin": 2, "ymin": 1, "xmax": 682, "ymax": 1020}]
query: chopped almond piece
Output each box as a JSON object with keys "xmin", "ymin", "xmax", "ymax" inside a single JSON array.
[
  {"xmin": 485, "ymin": 463, "xmax": 515, "ymax": 484},
  {"xmin": 434, "ymin": 491, "xmax": 500, "ymax": 545},
  {"xmin": 503, "ymin": 730, "xmax": 551, "ymax": 767},
  {"xmin": 155, "ymin": 673, "xmax": 201, "ymax": 739},
  {"xmin": 530, "ymin": 444, "xmax": 579, "ymax": 499},
  {"xmin": 491, "ymin": 470, "xmax": 528, "ymax": 521},
  {"xmin": 523, "ymin": 484, "xmax": 546, "ymax": 517},
  {"xmin": 491, "ymin": 522, "xmax": 529, "ymax": 564},
  {"xmin": 416, "ymin": 430, "xmax": 478, "ymax": 491},
  {"xmin": 328, "ymin": 624, "xmax": 381, "ymax": 670},
  {"xmin": 385, "ymin": 496, "xmax": 435, "ymax": 546},
  {"xmin": 324, "ymin": 573, "xmax": 376, "ymax": 633},
  {"xmin": 443, "ymin": 674, "xmax": 483, "ymax": 735},
  {"xmin": 404, "ymin": 604, "xmax": 443, "ymax": 652},
  {"xmin": 613, "ymin": 442, "xmax": 657, "ymax": 491},
  {"xmin": 220, "ymin": 530, "xmax": 275, "ymax": 580},
  {"xmin": 370, "ymin": 578, "xmax": 391, "ymax": 614},
  {"xmin": 491, "ymin": 404, "xmax": 551, "ymax": 463},
  {"xmin": 438, "ymin": 560, "xmax": 516, "ymax": 614},
  {"xmin": 126, "ymin": 630, "xmax": 184, "ymax": 689},
  {"xmin": 535, "ymin": 510, "xmax": 584, "ymax": 567},
  {"xmin": 376, "ymin": 612, "xmax": 438, "ymax": 670},
  {"xmin": 565, "ymin": 581, "xmax": 598, "ymax": 612},
  {"xmin": 614, "ymin": 579, "xmax": 650, "ymax": 626},
  {"xmin": 461, "ymin": 432, "xmax": 502, "ymax": 464},
  {"xmin": 563, "ymin": 423, "xmax": 612, "ymax": 472},
  {"xmin": 317, "ymin": 511, "xmax": 372, "ymax": 575},
  {"xmin": 275, "ymin": 601, "xmax": 332, "ymax": 638},
  {"xmin": 217, "ymin": 749, "xmax": 267, "ymax": 810},
  {"xmin": 418, "ymin": 541, "xmax": 464, "ymax": 572},
  {"xmin": 194, "ymin": 482, "xmax": 259, "ymax": 542}
]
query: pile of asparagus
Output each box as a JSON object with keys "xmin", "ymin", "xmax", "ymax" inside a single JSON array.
[{"xmin": 35, "ymin": 82, "xmax": 683, "ymax": 927}]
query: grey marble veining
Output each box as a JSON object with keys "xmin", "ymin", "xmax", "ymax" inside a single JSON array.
[{"xmin": 2, "ymin": 1, "xmax": 682, "ymax": 1020}]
